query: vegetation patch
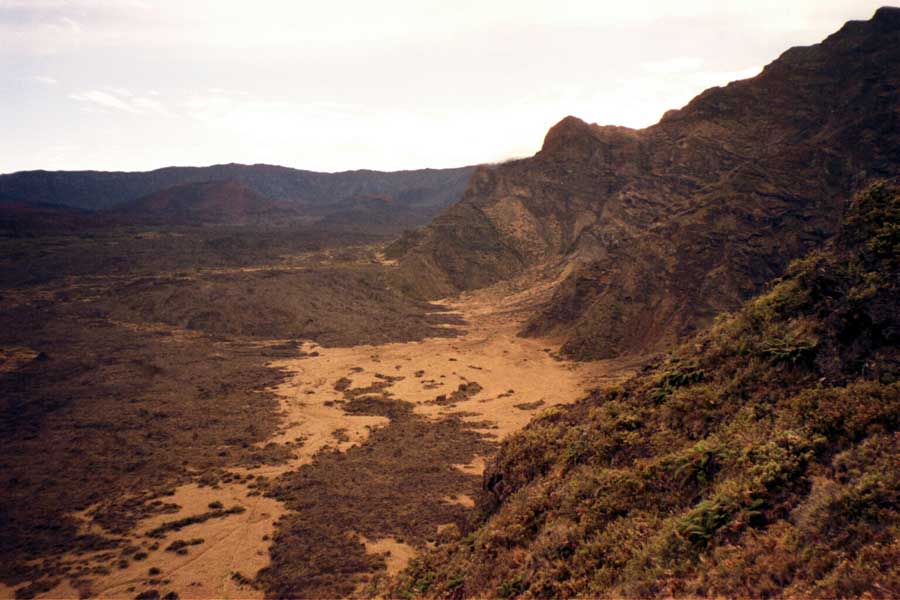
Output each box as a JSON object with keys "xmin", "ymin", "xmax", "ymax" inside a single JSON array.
[
  {"xmin": 513, "ymin": 400, "xmax": 545, "ymax": 411},
  {"xmin": 256, "ymin": 390, "xmax": 496, "ymax": 599},
  {"xmin": 147, "ymin": 507, "xmax": 246, "ymax": 538},
  {"xmin": 164, "ymin": 538, "xmax": 204, "ymax": 555}
]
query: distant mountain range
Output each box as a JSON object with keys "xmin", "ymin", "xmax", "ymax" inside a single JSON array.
[
  {"xmin": 390, "ymin": 6, "xmax": 900, "ymax": 360},
  {"xmin": 0, "ymin": 163, "xmax": 476, "ymax": 232}
]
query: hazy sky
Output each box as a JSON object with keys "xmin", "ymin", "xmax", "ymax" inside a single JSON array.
[{"xmin": 0, "ymin": 0, "xmax": 888, "ymax": 173}]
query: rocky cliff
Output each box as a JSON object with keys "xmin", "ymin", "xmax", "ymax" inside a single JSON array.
[{"xmin": 391, "ymin": 7, "xmax": 900, "ymax": 359}]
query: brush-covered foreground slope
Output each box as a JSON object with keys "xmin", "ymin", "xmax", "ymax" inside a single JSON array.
[
  {"xmin": 390, "ymin": 7, "xmax": 900, "ymax": 360},
  {"xmin": 388, "ymin": 181, "xmax": 899, "ymax": 599}
]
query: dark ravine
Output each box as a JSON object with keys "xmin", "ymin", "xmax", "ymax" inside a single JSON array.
[{"xmin": 391, "ymin": 6, "xmax": 900, "ymax": 360}]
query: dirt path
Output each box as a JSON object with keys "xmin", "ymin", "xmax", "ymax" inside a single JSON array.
[{"xmin": 6, "ymin": 273, "xmax": 640, "ymax": 600}]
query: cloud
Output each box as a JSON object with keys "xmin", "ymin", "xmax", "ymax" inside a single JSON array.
[
  {"xmin": 642, "ymin": 57, "xmax": 704, "ymax": 74},
  {"xmin": 69, "ymin": 90, "xmax": 138, "ymax": 112},
  {"xmin": 678, "ymin": 65, "xmax": 764, "ymax": 94},
  {"xmin": 1, "ymin": 14, "xmax": 85, "ymax": 55},
  {"xmin": 715, "ymin": 65, "xmax": 764, "ymax": 82},
  {"xmin": 58, "ymin": 16, "xmax": 81, "ymax": 33},
  {"xmin": 0, "ymin": 0, "xmax": 147, "ymax": 11},
  {"xmin": 69, "ymin": 89, "xmax": 171, "ymax": 115},
  {"xmin": 29, "ymin": 75, "xmax": 58, "ymax": 85},
  {"xmin": 104, "ymin": 86, "xmax": 134, "ymax": 97},
  {"xmin": 2, "ymin": 0, "xmax": 885, "ymax": 172},
  {"xmin": 131, "ymin": 97, "xmax": 171, "ymax": 116}
]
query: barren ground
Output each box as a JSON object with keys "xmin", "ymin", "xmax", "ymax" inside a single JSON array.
[{"xmin": 0, "ymin": 229, "xmax": 639, "ymax": 600}]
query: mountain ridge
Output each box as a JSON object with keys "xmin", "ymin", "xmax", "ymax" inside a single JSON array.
[
  {"xmin": 389, "ymin": 6, "xmax": 900, "ymax": 360},
  {"xmin": 0, "ymin": 162, "xmax": 476, "ymax": 218},
  {"xmin": 0, "ymin": 162, "xmax": 477, "ymax": 233}
]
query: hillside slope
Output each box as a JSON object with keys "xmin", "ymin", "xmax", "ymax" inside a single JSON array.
[
  {"xmin": 390, "ymin": 7, "xmax": 900, "ymax": 359},
  {"xmin": 388, "ymin": 180, "xmax": 899, "ymax": 598}
]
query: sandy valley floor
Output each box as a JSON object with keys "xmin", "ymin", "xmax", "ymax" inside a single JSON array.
[{"xmin": 2, "ymin": 270, "xmax": 640, "ymax": 600}]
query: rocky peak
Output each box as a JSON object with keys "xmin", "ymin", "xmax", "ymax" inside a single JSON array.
[
  {"xmin": 874, "ymin": 5, "xmax": 900, "ymax": 28},
  {"xmin": 539, "ymin": 116, "xmax": 595, "ymax": 153},
  {"xmin": 539, "ymin": 116, "xmax": 637, "ymax": 161}
]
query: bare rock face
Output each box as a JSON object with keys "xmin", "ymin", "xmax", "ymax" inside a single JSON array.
[{"xmin": 393, "ymin": 7, "xmax": 900, "ymax": 359}]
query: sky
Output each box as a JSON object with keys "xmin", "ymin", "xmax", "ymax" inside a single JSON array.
[{"xmin": 0, "ymin": 0, "xmax": 889, "ymax": 174}]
